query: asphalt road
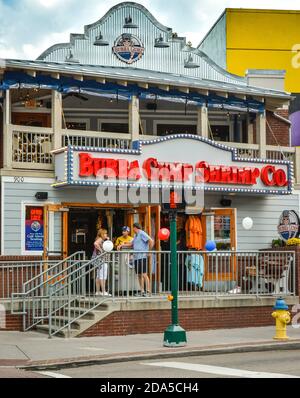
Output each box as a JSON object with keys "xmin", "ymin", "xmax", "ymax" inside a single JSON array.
[{"xmin": 1, "ymin": 350, "xmax": 300, "ymax": 379}]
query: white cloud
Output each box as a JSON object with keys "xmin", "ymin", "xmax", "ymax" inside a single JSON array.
[{"xmin": 1, "ymin": 0, "xmax": 300, "ymax": 60}]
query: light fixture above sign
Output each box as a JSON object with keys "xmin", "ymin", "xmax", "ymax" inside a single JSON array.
[
  {"xmin": 123, "ymin": 15, "xmax": 138, "ymax": 29},
  {"xmin": 184, "ymin": 54, "xmax": 200, "ymax": 69},
  {"xmin": 154, "ymin": 34, "xmax": 170, "ymax": 48},
  {"xmin": 94, "ymin": 32, "xmax": 109, "ymax": 46}
]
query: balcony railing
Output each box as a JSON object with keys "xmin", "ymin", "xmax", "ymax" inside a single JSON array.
[
  {"xmin": 11, "ymin": 126, "xmax": 54, "ymax": 170},
  {"xmin": 9, "ymin": 127, "xmax": 297, "ymax": 175},
  {"xmin": 62, "ymin": 129, "xmax": 131, "ymax": 150}
]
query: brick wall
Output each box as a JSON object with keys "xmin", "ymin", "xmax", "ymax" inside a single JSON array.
[
  {"xmin": 253, "ymin": 110, "xmax": 290, "ymax": 147},
  {"xmin": 80, "ymin": 306, "xmax": 277, "ymax": 337},
  {"xmin": 266, "ymin": 110, "xmax": 290, "ymax": 147},
  {"xmin": 0, "ymin": 312, "xmax": 23, "ymax": 332}
]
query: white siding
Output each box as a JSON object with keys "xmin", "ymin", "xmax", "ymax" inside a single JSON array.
[{"xmin": 1, "ymin": 179, "xmax": 299, "ymax": 255}]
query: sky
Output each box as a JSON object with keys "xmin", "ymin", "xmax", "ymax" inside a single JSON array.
[{"xmin": 1, "ymin": 0, "xmax": 300, "ymax": 60}]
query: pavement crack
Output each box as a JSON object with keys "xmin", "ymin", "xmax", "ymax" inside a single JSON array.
[{"xmin": 16, "ymin": 346, "xmax": 30, "ymax": 360}]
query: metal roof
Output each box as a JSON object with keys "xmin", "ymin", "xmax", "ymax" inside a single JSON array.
[
  {"xmin": 35, "ymin": 2, "xmax": 247, "ymax": 86},
  {"xmin": 4, "ymin": 58, "xmax": 290, "ymax": 99}
]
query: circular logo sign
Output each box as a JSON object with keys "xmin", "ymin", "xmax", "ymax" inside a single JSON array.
[
  {"xmin": 31, "ymin": 221, "xmax": 41, "ymax": 233},
  {"xmin": 278, "ymin": 210, "xmax": 300, "ymax": 241},
  {"xmin": 113, "ymin": 33, "xmax": 144, "ymax": 64}
]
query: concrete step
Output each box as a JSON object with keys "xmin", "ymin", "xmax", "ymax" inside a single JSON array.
[
  {"xmin": 34, "ymin": 301, "xmax": 121, "ymax": 338},
  {"xmin": 35, "ymin": 324, "xmax": 78, "ymax": 338},
  {"xmin": 68, "ymin": 307, "xmax": 96, "ymax": 320}
]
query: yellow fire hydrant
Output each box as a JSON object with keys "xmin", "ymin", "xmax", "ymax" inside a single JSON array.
[{"xmin": 272, "ymin": 298, "xmax": 291, "ymax": 341}]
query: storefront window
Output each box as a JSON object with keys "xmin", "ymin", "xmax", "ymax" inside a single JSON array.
[{"xmin": 25, "ymin": 206, "xmax": 44, "ymax": 252}]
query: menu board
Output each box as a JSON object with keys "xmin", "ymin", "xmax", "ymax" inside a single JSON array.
[{"xmin": 25, "ymin": 206, "xmax": 44, "ymax": 252}]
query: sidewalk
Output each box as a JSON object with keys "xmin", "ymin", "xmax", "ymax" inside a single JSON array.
[{"xmin": 1, "ymin": 326, "xmax": 300, "ymax": 370}]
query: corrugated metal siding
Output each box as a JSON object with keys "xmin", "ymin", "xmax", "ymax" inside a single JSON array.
[
  {"xmin": 198, "ymin": 13, "xmax": 227, "ymax": 69},
  {"xmin": 38, "ymin": 3, "xmax": 243, "ymax": 85},
  {"xmin": 2, "ymin": 180, "xmax": 300, "ymax": 255}
]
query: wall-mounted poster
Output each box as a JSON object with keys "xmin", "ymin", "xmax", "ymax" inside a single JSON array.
[{"xmin": 25, "ymin": 206, "xmax": 44, "ymax": 252}]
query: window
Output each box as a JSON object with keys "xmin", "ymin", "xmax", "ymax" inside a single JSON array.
[
  {"xmin": 210, "ymin": 125, "xmax": 230, "ymax": 142},
  {"xmin": 66, "ymin": 122, "xmax": 87, "ymax": 131},
  {"xmin": 156, "ymin": 124, "xmax": 197, "ymax": 137},
  {"xmin": 65, "ymin": 119, "xmax": 90, "ymax": 131},
  {"xmin": 101, "ymin": 123, "xmax": 129, "ymax": 134}
]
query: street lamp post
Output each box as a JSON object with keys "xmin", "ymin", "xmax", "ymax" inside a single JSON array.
[{"xmin": 163, "ymin": 208, "xmax": 187, "ymax": 347}]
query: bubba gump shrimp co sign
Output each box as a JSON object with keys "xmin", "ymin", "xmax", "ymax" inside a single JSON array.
[{"xmin": 52, "ymin": 135, "xmax": 293, "ymax": 195}]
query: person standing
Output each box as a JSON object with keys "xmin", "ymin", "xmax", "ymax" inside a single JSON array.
[
  {"xmin": 118, "ymin": 223, "xmax": 154, "ymax": 297},
  {"xmin": 115, "ymin": 226, "xmax": 133, "ymax": 248},
  {"xmin": 93, "ymin": 229, "xmax": 111, "ymax": 297}
]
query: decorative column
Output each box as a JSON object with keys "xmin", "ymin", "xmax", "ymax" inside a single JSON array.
[
  {"xmin": 3, "ymin": 89, "xmax": 12, "ymax": 169},
  {"xmin": 129, "ymin": 95, "xmax": 140, "ymax": 142},
  {"xmin": 52, "ymin": 90, "xmax": 63, "ymax": 149},
  {"xmin": 256, "ymin": 111, "xmax": 267, "ymax": 159},
  {"xmin": 197, "ymin": 105, "xmax": 209, "ymax": 138},
  {"xmin": 246, "ymin": 114, "xmax": 254, "ymax": 144}
]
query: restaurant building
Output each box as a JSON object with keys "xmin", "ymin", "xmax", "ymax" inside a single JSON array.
[{"xmin": 0, "ymin": 2, "xmax": 299, "ymax": 336}]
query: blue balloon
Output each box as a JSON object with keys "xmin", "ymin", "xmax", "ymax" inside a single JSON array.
[{"xmin": 205, "ymin": 241, "xmax": 217, "ymax": 252}]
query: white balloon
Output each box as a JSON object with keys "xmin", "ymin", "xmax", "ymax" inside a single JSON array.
[
  {"xmin": 242, "ymin": 217, "xmax": 254, "ymax": 230},
  {"xmin": 103, "ymin": 240, "xmax": 114, "ymax": 252}
]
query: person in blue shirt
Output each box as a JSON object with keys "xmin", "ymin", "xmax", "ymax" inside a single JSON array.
[{"xmin": 118, "ymin": 223, "xmax": 154, "ymax": 297}]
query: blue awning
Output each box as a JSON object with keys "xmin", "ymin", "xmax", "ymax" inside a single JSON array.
[{"xmin": 0, "ymin": 71, "xmax": 265, "ymax": 113}]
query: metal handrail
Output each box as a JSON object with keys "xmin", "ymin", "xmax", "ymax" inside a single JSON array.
[{"xmin": 22, "ymin": 252, "xmax": 85, "ymax": 294}]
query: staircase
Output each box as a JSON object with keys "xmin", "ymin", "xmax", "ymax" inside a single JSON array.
[
  {"xmin": 36, "ymin": 299, "xmax": 118, "ymax": 338},
  {"xmin": 11, "ymin": 251, "xmax": 118, "ymax": 338}
]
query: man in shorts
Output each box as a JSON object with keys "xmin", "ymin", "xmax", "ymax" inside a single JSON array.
[{"xmin": 118, "ymin": 223, "xmax": 154, "ymax": 297}]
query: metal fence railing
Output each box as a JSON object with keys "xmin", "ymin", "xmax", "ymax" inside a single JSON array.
[
  {"xmin": 4, "ymin": 250, "xmax": 296, "ymax": 337},
  {"xmin": 0, "ymin": 260, "xmax": 58, "ymax": 299}
]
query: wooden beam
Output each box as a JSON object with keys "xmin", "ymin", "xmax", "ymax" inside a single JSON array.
[
  {"xmin": 234, "ymin": 94, "xmax": 247, "ymax": 101},
  {"xmin": 215, "ymin": 91, "xmax": 228, "ymax": 98},
  {"xmin": 197, "ymin": 89, "xmax": 209, "ymax": 96},
  {"xmin": 138, "ymin": 82, "xmax": 149, "ymax": 89},
  {"xmin": 158, "ymin": 84, "xmax": 170, "ymax": 91},
  {"xmin": 253, "ymin": 96, "xmax": 265, "ymax": 103},
  {"xmin": 27, "ymin": 70, "xmax": 36, "ymax": 78},
  {"xmin": 51, "ymin": 73, "xmax": 60, "ymax": 80},
  {"xmin": 96, "ymin": 77, "xmax": 106, "ymax": 84},
  {"xmin": 118, "ymin": 80, "xmax": 128, "ymax": 87},
  {"xmin": 73, "ymin": 75, "xmax": 84, "ymax": 82},
  {"xmin": 178, "ymin": 87, "xmax": 189, "ymax": 94}
]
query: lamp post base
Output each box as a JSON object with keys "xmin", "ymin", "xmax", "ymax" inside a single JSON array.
[{"xmin": 163, "ymin": 325, "xmax": 187, "ymax": 348}]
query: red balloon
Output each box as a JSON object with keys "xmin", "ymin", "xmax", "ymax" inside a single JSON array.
[{"xmin": 158, "ymin": 228, "xmax": 170, "ymax": 241}]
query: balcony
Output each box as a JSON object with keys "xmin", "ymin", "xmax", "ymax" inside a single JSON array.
[{"xmin": 9, "ymin": 126, "xmax": 298, "ymax": 183}]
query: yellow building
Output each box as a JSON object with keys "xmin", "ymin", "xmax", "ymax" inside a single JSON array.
[
  {"xmin": 199, "ymin": 8, "xmax": 300, "ymax": 145},
  {"xmin": 199, "ymin": 8, "xmax": 300, "ymax": 93}
]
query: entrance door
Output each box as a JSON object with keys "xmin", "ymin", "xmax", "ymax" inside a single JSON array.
[
  {"xmin": 43, "ymin": 204, "xmax": 69, "ymax": 261},
  {"xmin": 202, "ymin": 209, "xmax": 237, "ymax": 283}
]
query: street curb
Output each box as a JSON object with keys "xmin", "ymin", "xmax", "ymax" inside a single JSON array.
[{"xmin": 18, "ymin": 340, "xmax": 300, "ymax": 372}]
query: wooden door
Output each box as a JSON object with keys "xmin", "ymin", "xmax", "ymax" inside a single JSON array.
[
  {"xmin": 43, "ymin": 204, "xmax": 69, "ymax": 261},
  {"xmin": 202, "ymin": 209, "xmax": 237, "ymax": 282}
]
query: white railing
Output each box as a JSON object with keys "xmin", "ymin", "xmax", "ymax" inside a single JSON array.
[
  {"xmin": 62, "ymin": 129, "xmax": 131, "ymax": 149},
  {"xmin": 266, "ymin": 146, "xmax": 296, "ymax": 162},
  {"xmin": 11, "ymin": 125, "xmax": 54, "ymax": 170},
  {"xmin": 7, "ymin": 126, "xmax": 297, "ymax": 172},
  {"xmin": 227, "ymin": 142, "xmax": 260, "ymax": 159}
]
